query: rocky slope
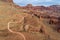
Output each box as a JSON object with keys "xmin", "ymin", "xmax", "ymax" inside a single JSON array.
[
  {"xmin": 0, "ymin": 0, "xmax": 13, "ymax": 3},
  {"xmin": 0, "ymin": 0, "xmax": 60, "ymax": 40}
]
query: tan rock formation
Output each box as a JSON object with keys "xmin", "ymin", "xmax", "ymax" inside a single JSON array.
[{"xmin": 0, "ymin": 0, "xmax": 13, "ymax": 3}]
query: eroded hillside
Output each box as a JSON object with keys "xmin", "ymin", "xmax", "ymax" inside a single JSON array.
[{"xmin": 0, "ymin": 0, "xmax": 60, "ymax": 40}]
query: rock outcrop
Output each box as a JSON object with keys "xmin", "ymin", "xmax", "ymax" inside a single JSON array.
[{"xmin": 0, "ymin": 0, "xmax": 13, "ymax": 3}]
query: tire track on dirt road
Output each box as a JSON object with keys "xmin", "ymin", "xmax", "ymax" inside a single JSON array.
[{"xmin": 7, "ymin": 17, "xmax": 26, "ymax": 40}]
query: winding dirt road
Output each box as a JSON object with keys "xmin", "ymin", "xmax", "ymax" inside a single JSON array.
[{"xmin": 7, "ymin": 17, "xmax": 26, "ymax": 40}]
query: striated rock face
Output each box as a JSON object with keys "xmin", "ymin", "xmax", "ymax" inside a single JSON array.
[
  {"xmin": 0, "ymin": 0, "xmax": 13, "ymax": 3},
  {"xmin": 49, "ymin": 16, "xmax": 60, "ymax": 24},
  {"xmin": 48, "ymin": 16, "xmax": 60, "ymax": 32}
]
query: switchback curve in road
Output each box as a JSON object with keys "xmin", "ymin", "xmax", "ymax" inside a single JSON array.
[{"xmin": 7, "ymin": 17, "xmax": 26, "ymax": 40}]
